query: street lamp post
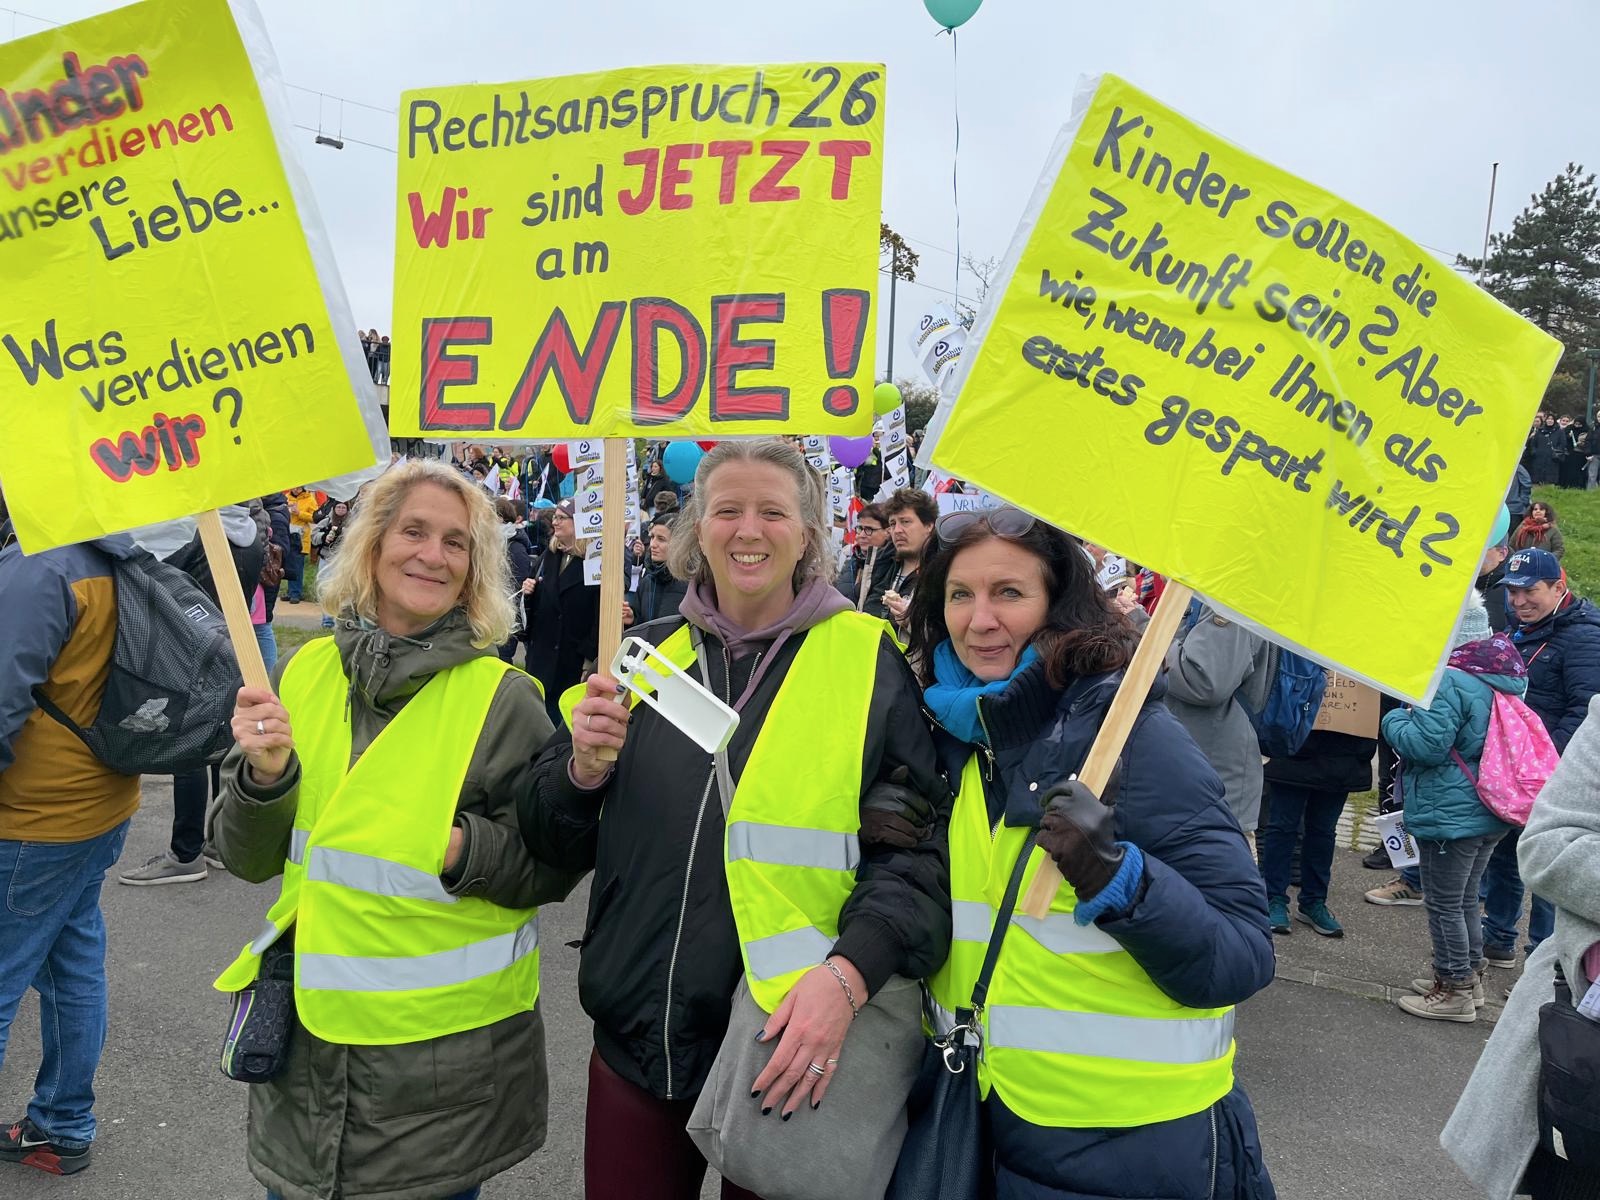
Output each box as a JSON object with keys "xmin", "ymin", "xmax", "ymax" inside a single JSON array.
[{"xmin": 1587, "ymin": 348, "xmax": 1600, "ymax": 428}]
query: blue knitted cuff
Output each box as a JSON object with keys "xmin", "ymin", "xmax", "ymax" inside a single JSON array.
[{"xmin": 1072, "ymin": 843, "xmax": 1145, "ymax": 926}]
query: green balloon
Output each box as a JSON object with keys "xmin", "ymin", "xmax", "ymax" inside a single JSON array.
[
  {"xmin": 873, "ymin": 382, "xmax": 903, "ymax": 416},
  {"xmin": 923, "ymin": 0, "xmax": 982, "ymax": 28}
]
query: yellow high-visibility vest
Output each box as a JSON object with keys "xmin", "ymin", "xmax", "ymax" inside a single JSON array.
[
  {"xmin": 214, "ymin": 637, "xmax": 540, "ymax": 1046},
  {"xmin": 928, "ymin": 755, "xmax": 1235, "ymax": 1128},
  {"xmin": 563, "ymin": 610, "xmax": 887, "ymax": 1012}
]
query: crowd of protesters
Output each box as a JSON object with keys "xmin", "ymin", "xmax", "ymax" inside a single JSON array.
[{"xmin": 3, "ymin": 427, "xmax": 1599, "ymax": 1200}]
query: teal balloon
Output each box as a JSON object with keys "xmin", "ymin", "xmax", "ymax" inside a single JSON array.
[
  {"xmin": 923, "ymin": 0, "xmax": 982, "ymax": 28},
  {"xmin": 873, "ymin": 382, "xmax": 902, "ymax": 416},
  {"xmin": 1489, "ymin": 504, "xmax": 1510, "ymax": 547}
]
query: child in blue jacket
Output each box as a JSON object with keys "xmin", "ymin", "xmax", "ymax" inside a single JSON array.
[{"xmin": 1382, "ymin": 594, "xmax": 1525, "ymax": 1023}]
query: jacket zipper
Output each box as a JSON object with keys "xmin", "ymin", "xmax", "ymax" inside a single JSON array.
[
  {"xmin": 975, "ymin": 696, "xmax": 996, "ymax": 780},
  {"xmin": 1208, "ymin": 1103, "xmax": 1218, "ymax": 1200},
  {"xmin": 660, "ymin": 641, "xmax": 744, "ymax": 1100},
  {"xmin": 662, "ymin": 768, "xmax": 716, "ymax": 1100}
]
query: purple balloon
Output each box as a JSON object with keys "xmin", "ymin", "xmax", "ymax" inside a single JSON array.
[{"xmin": 829, "ymin": 434, "xmax": 874, "ymax": 469}]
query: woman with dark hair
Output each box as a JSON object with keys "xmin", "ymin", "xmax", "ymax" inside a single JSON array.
[
  {"xmin": 495, "ymin": 497, "xmax": 535, "ymax": 663},
  {"xmin": 1510, "ymin": 500, "xmax": 1566, "ymax": 559},
  {"xmin": 904, "ymin": 507, "xmax": 1277, "ymax": 1200}
]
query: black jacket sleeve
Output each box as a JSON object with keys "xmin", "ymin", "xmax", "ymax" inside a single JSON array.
[
  {"xmin": 516, "ymin": 729, "xmax": 606, "ymax": 874},
  {"xmin": 831, "ymin": 635, "xmax": 954, "ymax": 997}
]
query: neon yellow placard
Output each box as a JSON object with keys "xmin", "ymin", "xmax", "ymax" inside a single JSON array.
[
  {"xmin": 391, "ymin": 63, "xmax": 884, "ymax": 440},
  {"xmin": 926, "ymin": 74, "xmax": 1562, "ymax": 703},
  {"xmin": 0, "ymin": 0, "xmax": 377, "ymax": 555}
]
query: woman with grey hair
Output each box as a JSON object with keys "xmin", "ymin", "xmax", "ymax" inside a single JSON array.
[
  {"xmin": 518, "ymin": 437, "xmax": 951, "ymax": 1199},
  {"xmin": 1443, "ymin": 694, "xmax": 1600, "ymax": 1197}
]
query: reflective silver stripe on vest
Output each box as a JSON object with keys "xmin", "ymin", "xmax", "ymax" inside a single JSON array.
[
  {"xmin": 250, "ymin": 920, "xmax": 283, "ymax": 955},
  {"xmin": 727, "ymin": 821, "xmax": 860, "ymax": 872},
  {"xmin": 950, "ymin": 900, "xmax": 1121, "ymax": 955},
  {"xmin": 744, "ymin": 925, "xmax": 834, "ymax": 981},
  {"xmin": 987, "ymin": 1005, "xmax": 1236, "ymax": 1065},
  {"xmin": 288, "ymin": 828, "xmax": 310, "ymax": 866},
  {"xmin": 297, "ymin": 917, "xmax": 540, "ymax": 993},
  {"xmin": 307, "ymin": 846, "xmax": 457, "ymax": 905}
]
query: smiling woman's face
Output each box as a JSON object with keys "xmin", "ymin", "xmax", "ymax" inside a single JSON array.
[
  {"xmin": 943, "ymin": 537, "xmax": 1051, "ymax": 681},
  {"xmin": 374, "ymin": 483, "xmax": 471, "ymax": 636}
]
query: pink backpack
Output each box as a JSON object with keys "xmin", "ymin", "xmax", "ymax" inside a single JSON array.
[{"xmin": 1452, "ymin": 692, "xmax": 1560, "ymax": 826}]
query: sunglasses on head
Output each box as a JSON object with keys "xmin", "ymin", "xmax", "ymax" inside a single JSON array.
[{"xmin": 934, "ymin": 505, "xmax": 1037, "ymax": 542}]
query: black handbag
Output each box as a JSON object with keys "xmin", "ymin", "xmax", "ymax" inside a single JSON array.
[
  {"xmin": 219, "ymin": 936, "xmax": 296, "ymax": 1084},
  {"xmin": 886, "ymin": 833, "xmax": 1037, "ymax": 1200},
  {"xmin": 1537, "ymin": 963, "xmax": 1600, "ymax": 1172}
]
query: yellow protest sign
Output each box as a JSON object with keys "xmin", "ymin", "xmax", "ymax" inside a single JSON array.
[
  {"xmin": 925, "ymin": 74, "xmax": 1562, "ymax": 702},
  {"xmin": 390, "ymin": 63, "xmax": 884, "ymax": 440},
  {"xmin": 0, "ymin": 0, "xmax": 378, "ymax": 555}
]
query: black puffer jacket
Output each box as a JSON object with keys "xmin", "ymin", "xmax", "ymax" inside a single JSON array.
[
  {"xmin": 1512, "ymin": 594, "xmax": 1600, "ymax": 752},
  {"xmin": 518, "ymin": 614, "xmax": 951, "ymax": 1101},
  {"xmin": 1263, "ymin": 728, "xmax": 1375, "ymax": 795}
]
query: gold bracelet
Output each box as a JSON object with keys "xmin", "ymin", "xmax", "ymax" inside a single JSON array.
[{"xmin": 822, "ymin": 958, "xmax": 859, "ymax": 1019}]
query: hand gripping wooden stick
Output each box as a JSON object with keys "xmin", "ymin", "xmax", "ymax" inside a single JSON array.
[
  {"xmin": 196, "ymin": 508, "xmax": 271, "ymax": 692},
  {"xmin": 1019, "ymin": 581, "xmax": 1195, "ymax": 919}
]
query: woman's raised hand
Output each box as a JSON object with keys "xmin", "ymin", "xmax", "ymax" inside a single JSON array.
[{"xmin": 232, "ymin": 686, "xmax": 294, "ymax": 786}]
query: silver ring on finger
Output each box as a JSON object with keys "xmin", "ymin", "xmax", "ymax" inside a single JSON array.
[
  {"xmin": 825, "ymin": 1058, "xmax": 840, "ymax": 1066},
  {"xmin": 256, "ymin": 720, "xmax": 265, "ymax": 736},
  {"xmin": 806, "ymin": 1061, "xmax": 826, "ymax": 1077},
  {"xmin": 585, "ymin": 714, "xmax": 592, "ymax": 730}
]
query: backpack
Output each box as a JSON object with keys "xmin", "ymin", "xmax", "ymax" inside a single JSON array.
[
  {"xmin": 1451, "ymin": 691, "xmax": 1559, "ymax": 826},
  {"xmin": 259, "ymin": 541, "xmax": 285, "ymax": 590},
  {"xmin": 33, "ymin": 545, "xmax": 244, "ymax": 775},
  {"xmin": 1237, "ymin": 644, "xmax": 1327, "ymax": 759}
]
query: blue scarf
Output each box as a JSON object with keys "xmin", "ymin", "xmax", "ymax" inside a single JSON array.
[{"xmin": 926, "ymin": 640, "xmax": 1039, "ymax": 746}]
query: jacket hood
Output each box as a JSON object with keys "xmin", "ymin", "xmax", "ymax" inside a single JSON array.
[
  {"xmin": 332, "ymin": 606, "xmax": 489, "ymax": 714},
  {"xmin": 679, "ymin": 573, "xmax": 852, "ymax": 661},
  {"xmin": 1469, "ymin": 670, "xmax": 1528, "ymax": 696}
]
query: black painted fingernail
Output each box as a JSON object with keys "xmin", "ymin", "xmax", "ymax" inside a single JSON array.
[
  {"xmin": 753, "ymin": 1030, "xmax": 768, "ymax": 1042},
  {"xmin": 782, "ymin": 1111, "xmax": 792, "ymax": 1122},
  {"xmin": 750, "ymin": 1089, "xmax": 761, "ymax": 1099},
  {"xmin": 761, "ymin": 1106, "xmax": 772, "ymax": 1116},
  {"xmin": 811, "ymin": 1100, "xmax": 820, "ymax": 1110}
]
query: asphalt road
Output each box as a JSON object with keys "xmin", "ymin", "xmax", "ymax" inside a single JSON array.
[{"xmin": 2, "ymin": 783, "xmax": 1500, "ymax": 1199}]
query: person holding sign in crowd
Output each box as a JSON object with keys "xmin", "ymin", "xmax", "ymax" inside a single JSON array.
[
  {"xmin": 212, "ymin": 462, "xmax": 581, "ymax": 1200},
  {"xmin": 905, "ymin": 507, "xmax": 1277, "ymax": 1200},
  {"xmin": 518, "ymin": 439, "xmax": 949, "ymax": 1200},
  {"xmin": 524, "ymin": 498, "xmax": 602, "ymax": 726}
]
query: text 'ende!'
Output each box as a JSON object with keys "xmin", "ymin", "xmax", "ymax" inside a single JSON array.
[{"xmin": 419, "ymin": 288, "xmax": 871, "ymax": 433}]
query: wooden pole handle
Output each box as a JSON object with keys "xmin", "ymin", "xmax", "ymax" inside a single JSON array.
[
  {"xmin": 1019, "ymin": 581, "xmax": 1195, "ymax": 918},
  {"xmin": 594, "ymin": 438, "xmax": 630, "ymax": 761},
  {"xmin": 196, "ymin": 508, "xmax": 272, "ymax": 692}
]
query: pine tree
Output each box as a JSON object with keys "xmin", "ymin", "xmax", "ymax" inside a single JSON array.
[{"xmin": 1459, "ymin": 163, "xmax": 1600, "ymax": 415}]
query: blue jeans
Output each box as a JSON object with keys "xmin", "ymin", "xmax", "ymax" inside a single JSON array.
[
  {"xmin": 1481, "ymin": 826, "xmax": 1555, "ymax": 955},
  {"xmin": 253, "ymin": 621, "xmax": 278, "ymax": 677},
  {"xmin": 1259, "ymin": 782, "xmax": 1345, "ymax": 907},
  {"xmin": 284, "ymin": 542, "xmax": 304, "ymax": 602},
  {"xmin": 0, "ymin": 820, "xmax": 131, "ymax": 1148},
  {"xmin": 1418, "ymin": 832, "xmax": 1503, "ymax": 984}
]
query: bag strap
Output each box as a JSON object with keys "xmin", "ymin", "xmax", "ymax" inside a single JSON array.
[
  {"xmin": 964, "ymin": 829, "xmax": 1040, "ymax": 1017},
  {"xmin": 29, "ymin": 686, "xmax": 94, "ymax": 748},
  {"xmin": 693, "ymin": 628, "xmax": 737, "ymax": 818}
]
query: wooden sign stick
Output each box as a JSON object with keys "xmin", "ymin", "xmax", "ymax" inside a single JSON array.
[
  {"xmin": 594, "ymin": 437, "xmax": 630, "ymax": 762},
  {"xmin": 1020, "ymin": 580, "xmax": 1195, "ymax": 918},
  {"xmin": 196, "ymin": 508, "xmax": 272, "ymax": 692}
]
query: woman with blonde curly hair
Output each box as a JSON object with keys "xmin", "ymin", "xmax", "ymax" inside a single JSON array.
[{"xmin": 211, "ymin": 460, "xmax": 582, "ymax": 1200}]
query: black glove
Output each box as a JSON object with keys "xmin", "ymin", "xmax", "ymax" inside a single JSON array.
[
  {"xmin": 1036, "ymin": 775, "xmax": 1124, "ymax": 901},
  {"xmin": 859, "ymin": 765, "xmax": 944, "ymax": 850}
]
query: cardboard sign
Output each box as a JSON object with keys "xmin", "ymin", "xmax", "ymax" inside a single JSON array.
[
  {"xmin": 1314, "ymin": 671, "xmax": 1380, "ymax": 738},
  {"xmin": 391, "ymin": 63, "xmax": 885, "ymax": 439},
  {"xmin": 922, "ymin": 74, "xmax": 1562, "ymax": 702},
  {"xmin": 0, "ymin": 0, "xmax": 380, "ymax": 554}
]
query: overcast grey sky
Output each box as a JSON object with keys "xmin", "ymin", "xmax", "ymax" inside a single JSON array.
[{"xmin": 11, "ymin": 0, "xmax": 1599, "ymax": 379}]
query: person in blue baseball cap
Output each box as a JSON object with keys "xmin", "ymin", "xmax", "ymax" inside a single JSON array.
[{"xmin": 1480, "ymin": 545, "xmax": 1600, "ymax": 972}]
